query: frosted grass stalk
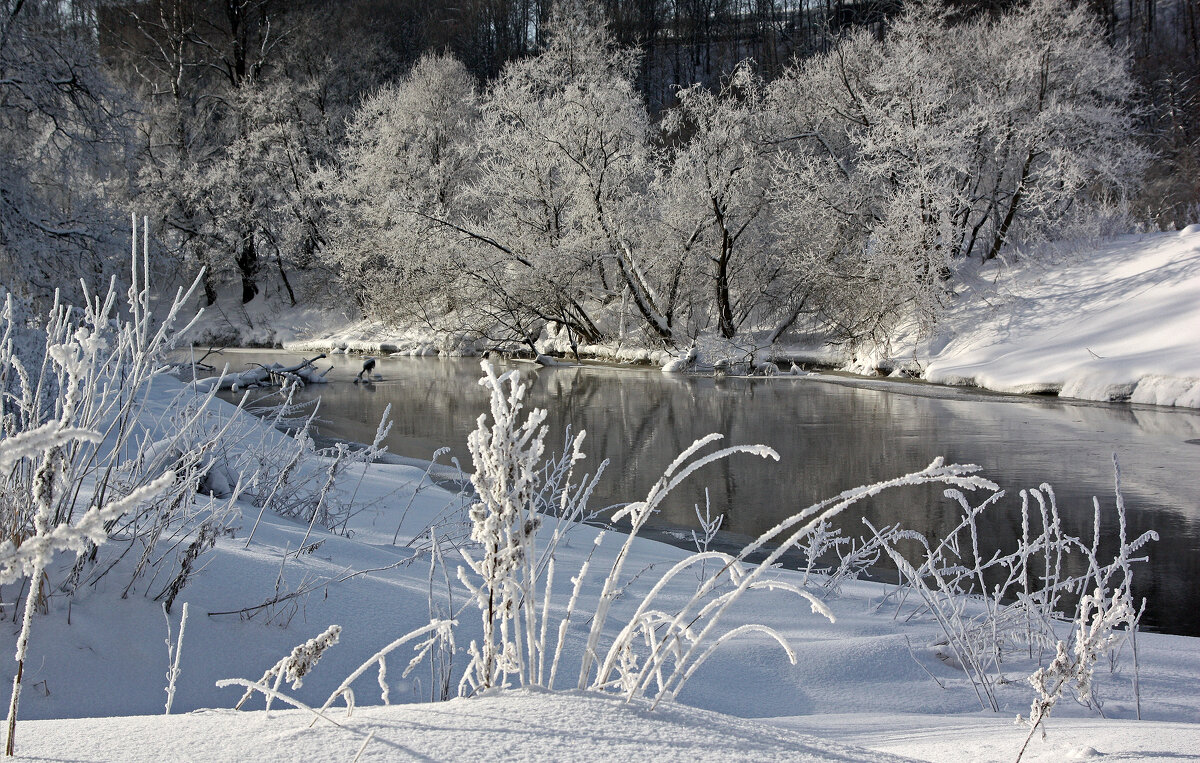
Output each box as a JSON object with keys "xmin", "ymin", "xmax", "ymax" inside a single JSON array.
[{"xmin": 164, "ymin": 602, "xmax": 189, "ymax": 714}]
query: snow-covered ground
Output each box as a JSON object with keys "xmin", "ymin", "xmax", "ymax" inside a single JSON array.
[
  {"xmin": 6, "ymin": 370, "xmax": 1200, "ymax": 761},
  {"xmin": 19, "ymin": 693, "xmax": 1200, "ymax": 762},
  {"xmin": 17, "ymin": 692, "xmax": 914, "ymax": 762},
  {"xmin": 61, "ymin": 230, "xmax": 1194, "ymax": 760}
]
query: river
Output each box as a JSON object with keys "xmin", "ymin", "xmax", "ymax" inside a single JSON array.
[{"xmin": 209, "ymin": 350, "xmax": 1200, "ymax": 636}]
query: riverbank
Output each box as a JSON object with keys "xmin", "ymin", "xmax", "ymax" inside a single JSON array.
[{"xmin": 184, "ymin": 227, "xmax": 1200, "ymax": 409}]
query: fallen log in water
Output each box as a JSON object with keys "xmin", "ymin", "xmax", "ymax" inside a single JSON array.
[{"xmin": 192, "ymin": 354, "xmax": 331, "ymax": 392}]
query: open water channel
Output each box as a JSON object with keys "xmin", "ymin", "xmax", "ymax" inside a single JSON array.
[{"xmin": 211, "ymin": 350, "xmax": 1200, "ymax": 636}]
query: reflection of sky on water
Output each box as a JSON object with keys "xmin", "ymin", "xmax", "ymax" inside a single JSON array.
[{"xmin": 213, "ymin": 351, "xmax": 1200, "ymax": 636}]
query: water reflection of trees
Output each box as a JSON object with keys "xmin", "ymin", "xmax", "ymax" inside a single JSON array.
[
  {"xmin": 221, "ymin": 353, "xmax": 1200, "ymax": 635},
  {"xmin": 532, "ymin": 365, "xmax": 1199, "ymax": 635}
]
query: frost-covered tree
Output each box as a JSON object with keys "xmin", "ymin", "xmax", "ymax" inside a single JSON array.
[
  {"xmin": 769, "ymin": 19, "xmax": 957, "ymax": 344},
  {"xmin": 111, "ymin": 0, "xmax": 288, "ymax": 303},
  {"xmin": 237, "ymin": 75, "xmax": 335, "ymax": 305},
  {"xmin": 963, "ymin": 0, "xmax": 1145, "ymax": 259},
  {"xmin": 469, "ymin": 2, "xmax": 668, "ymax": 346},
  {"xmin": 659, "ymin": 60, "xmax": 789, "ymax": 340},
  {"xmin": 0, "ymin": 0, "xmax": 130, "ymax": 305},
  {"xmin": 329, "ymin": 52, "xmax": 480, "ymax": 318},
  {"xmin": 179, "ymin": 71, "xmax": 341, "ymax": 307},
  {"xmin": 111, "ymin": 0, "xmax": 369, "ymax": 305},
  {"xmin": 332, "ymin": 4, "xmax": 680, "ymax": 350},
  {"xmin": 770, "ymin": 0, "xmax": 1144, "ymax": 345},
  {"xmin": 325, "ymin": 0, "xmax": 1145, "ymax": 352}
]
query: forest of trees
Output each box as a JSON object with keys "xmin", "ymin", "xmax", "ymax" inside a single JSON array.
[{"xmin": 1, "ymin": 0, "xmax": 1197, "ymax": 351}]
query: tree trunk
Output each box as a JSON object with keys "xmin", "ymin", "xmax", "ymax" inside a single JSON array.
[
  {"xmin": 615, "ymin": 255, "xmax": 674, "ymax": 345},
  {"xmin": 716, "ymin": 232, "xmax": 736, "ymax": 339},
  {"xmin": 276, "ymin": 250, "xmax": 296, "ymax": 307},
  {"xmin": 767, "ymin": 294, "xmax": 809, "ymax": 346},
  {"xmin": 203, "ymin": 274, "xmax": 218, "ymax": 307},
  {"xmin": 986, "ymin": 150, "xmax": 1035, "ymax": 261},
  {"xmin": 712, "ymin": 202, "xmax": 737, "ymax": 339},
  {"xmin": 238, "ymin": 234, "xmax": 259, "ymax": 304}
]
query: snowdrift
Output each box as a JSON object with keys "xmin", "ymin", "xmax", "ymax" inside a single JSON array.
[{"xmin": 919, "ymin": 228, "xmax": 1200, "ymax": 407}]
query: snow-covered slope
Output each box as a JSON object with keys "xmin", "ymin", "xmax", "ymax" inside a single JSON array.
[{"xmin": 918, "ymin": 228, "xmax": 1200, "ymax": 407}]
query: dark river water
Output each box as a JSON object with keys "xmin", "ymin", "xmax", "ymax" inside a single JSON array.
[{"xmin": 211, "ymin": 350, "xmax": 1200, "ymax": 636}]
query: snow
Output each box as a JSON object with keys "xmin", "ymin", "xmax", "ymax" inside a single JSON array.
[
  {"xmin": 16, "ymin": 701, "xmax": 1200, "ymax": 762},
  {"xmin": 776, "ymin": 713, "xmax": 1200, "ymax": 762},
  {"xmin": 182, "ymin": 286, "xmax": 355, "ymax": 350},
  {"xmin": 914, "ymin": 230, "xmax": 1200, "ymax": 407},
  {"xmin": 15, "ymin": 691, "xmax": 914, "ymax": 762},
  {"xmin": 4, "ymin": 370, "xmax": 1199, "ymax": 761},
  {"xmin": 43, "ymin": 228, "xmax": 1196, "ymax": 760}
]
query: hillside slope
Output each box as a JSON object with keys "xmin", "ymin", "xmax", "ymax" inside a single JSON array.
[{"xmin": 914, "ymin": 227, "xmax": 1200, "ymax": 407}]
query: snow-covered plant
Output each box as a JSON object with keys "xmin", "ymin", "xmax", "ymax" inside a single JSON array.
[
  {"xmin": 871, "ymin": 459, "xmax": 1155, "ymax": 713},
  {"xmin": 399, "ymin": 454, "xmax": 476, "ymax": 559},
  {"xmin": 0, "ymin": 385, "xmax": 177, "ymax": 755},
  {"xmin": 1, "ymin": 219, "xmax": 241, "ymax": 604},
  {"xmin": 456, "ymin": 363, "xmax": 561, "ymax": 692},
  {"xmin": 1015, "ymin": 588, "xmax": 1137, "ymax": 762},
  {"xmin": 449, "ymin": 361, "xmax": 999, "ymax": 708},
  {"xmin": 690, "ymin": 491, "xmax": 723, "ymax": 583},
  {"xmin": 242, "ymin": 394, "xmax": 320, "ymax": 548},
  {"xmin": 233, "ymin": 394, "xmax": 393, "ymax": 542},
  {"xmin": 585, "ymin": 455, "xmax": 995, "ymax": 707},
  {"xmin": 319, "ymin": 619, "xmax": 456, "ymax": 718},
  {"xmin": 387, "ymin": 447, "xmax": 452, "ymax": 545},
  {"xmin": 797, "ymin": 518, "xmax": 847, "ymax": 585},
  {"xmin": 824, "ymin": 523, "xmax": 905, "ymax": 599},
  {"xmin": 795, "ymin": 518, "xmax": 898, "ymax": 598},
  {"xmin": 233, "ymin": 624, "xmax": 342, "ymax": 712},
  {"xmin": 87, "ymin": 389, "xmax": 255, "ymax": 608},
  {"xmin": 219, "ymin": 620, "xmax": 457, "ymax": 725},
  {"xmin": 0, "ymin": 219, "xmax": 289, "ymax": 754}
]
